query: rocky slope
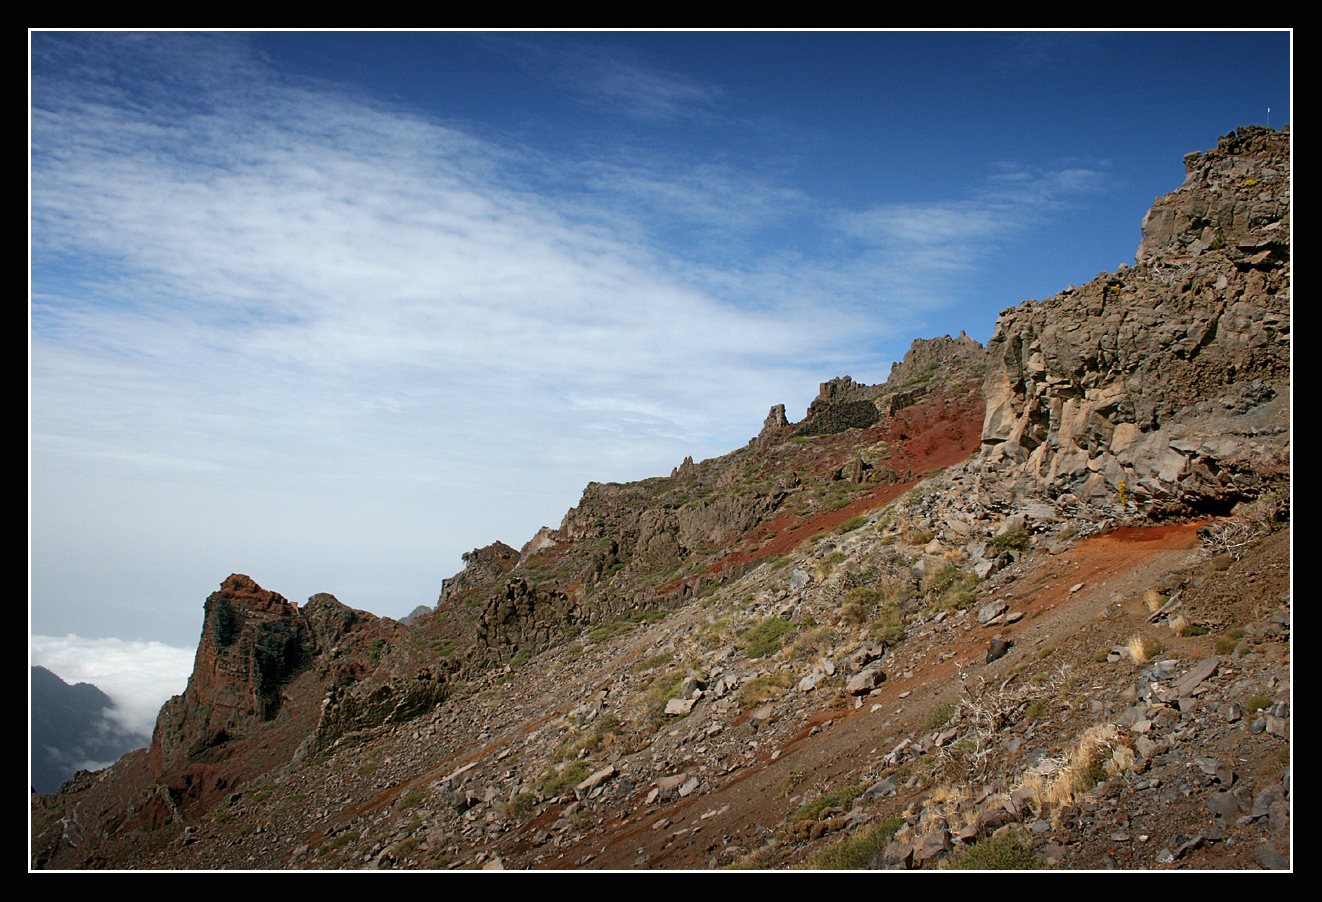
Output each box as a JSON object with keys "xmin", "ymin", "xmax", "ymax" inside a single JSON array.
[{"xmin": 31, "ymin": 126, "xmax": 1290, "ymax": 871}]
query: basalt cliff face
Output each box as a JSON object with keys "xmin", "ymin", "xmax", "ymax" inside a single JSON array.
[
  {"xmin": 979, "ymin": 126, "xmax": 1289, "ymax": 514},
  {"xmin": 33, "ymin": 127, "xmax": 1290, "ymax": 871}
]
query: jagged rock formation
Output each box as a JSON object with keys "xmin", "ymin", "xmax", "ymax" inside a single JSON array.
[
  {"xmin": 437, "ymin": 542, "xmax": 520, "ymax": 605},
  {"xmin": 151, "ymin": 575, "xmax": 310, "ymax": 774},
  {"xmin": 32, "ymin": 575, "xmax": 449, "ymax": 868},
  {"xmin": 398, "ymin": 604, "xmax": 432, "ymax": 626},
  {"xmin": 1136, "ymin": 127, "xmax": 1289, "ymax": 267},
  {"xmin": 887, "ymin": 332, "xmax": 988, "ymax": 387},
  {"xmin": 795, "ymin": 386, "xmax": 882, "ymax": 437},
  {"xmin": 979, "ymin": 126, "xmax": 1289, "ymax": 514},
  {"xmin": 884, "ymin": 332, "xmax": 989, "ymax": 414}
]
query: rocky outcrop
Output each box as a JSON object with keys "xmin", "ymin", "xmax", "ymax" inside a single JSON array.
[
  {"xmin": 886, "ymin": 332, "xmax": 988, "ymax": 390},
  {"xmin": 298, "ymin": 591, "xmax": 448, "ymax": 757},
  {"xmin": 671, "ymin": 455, "xmax": 697, "ymax": 478},
  {"xmin": 791, "ymin": 376, "xmax": 880, "ymax": 437},
  {"xmin": 151, "ymin": 575, "xmax": 311, "ymax": 774},
  {"xmin": 150, "ymin": 575, "xmax": 447, "ymax": 790},
  {"xmin": 469, "ymin": 576, "xmax": 578, "ymax": 668},
  {"xmin": 751, "ymin": 336, "xmax": 988, "ymax": 446},
  {"xmin": 438, "ymin": 542, "xmax": 520, "ymax": 605},
  {"xmin": 978, "ymin": 126, "xmax": 1289, "ymax": 513},
  {"xmin": 1137, "ymin": 126, "xmax": 1289, "ymax": 266},
  {"xmin": 753, "ymin": 403, "xmax": 792, "ymax": 448}
]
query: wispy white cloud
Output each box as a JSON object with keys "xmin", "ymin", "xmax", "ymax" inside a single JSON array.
[
  {"xmin": 834, "ymin": 161, "xmax": 1110, "ymax": 306},
  {"xmin": 30, "ymin": 33, "xmax": 1114, "ymax": 642},
  {"xmin": 31, "ymin": 634, "xmax": 194, "ymax": 738},
  {"xmin": 483, "ymin": 34, "xmax": 726, "ymax": 124}
]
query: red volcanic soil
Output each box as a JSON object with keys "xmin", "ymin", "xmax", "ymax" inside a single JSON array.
[{"xmin": 715, "ymin": 385, "xmax": 986, "ymax": 572}]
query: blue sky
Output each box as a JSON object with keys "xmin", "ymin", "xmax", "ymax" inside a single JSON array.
[{"xmin": 29, "ymin": 30, "xmax": 1290, "ymax": 708}]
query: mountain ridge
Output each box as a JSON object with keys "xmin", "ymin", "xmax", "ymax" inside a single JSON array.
[
  {"xmin": 30, "ymin": 666, "xmax": 151, "ymax": 796},
  {"xmin": 32, "ymin": 125, "xmax": 1290, "ymax": 871}
]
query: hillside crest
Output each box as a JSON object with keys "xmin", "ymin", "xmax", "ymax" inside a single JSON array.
[{"xmin": 32, "ymin": 126, "xmax": 1290, "ymax": 871}]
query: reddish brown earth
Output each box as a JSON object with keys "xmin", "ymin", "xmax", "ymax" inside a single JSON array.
[{"xmin": 715, "ymin": 386, "xmax": 986, "ymax": 573}]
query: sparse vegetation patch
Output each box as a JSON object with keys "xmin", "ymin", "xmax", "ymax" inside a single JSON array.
[
  {"xmin": 739, "ymin": 616, "xmax": 796, "ymax": 658},
  {"xmin": 944, "ymin": 829, "xmax": 1047, "ymax": 870},
  {"xmin": 802, "ymin": 817, "xmax": 903, "ymax": 869}
]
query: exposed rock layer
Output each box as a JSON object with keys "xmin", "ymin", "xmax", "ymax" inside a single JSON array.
[{"xmin": 979, "ymin": 126, "xmax": 1289, "ymax": 513}]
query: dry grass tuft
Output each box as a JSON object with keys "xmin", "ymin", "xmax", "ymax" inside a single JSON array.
[
  {"xmin": 1127, "ymin": 635, "xmax": 1163, "ymax": 664},
  {"xmin": 1020, "ymin": 724, "xmax": 1126, "ymax": 814}
]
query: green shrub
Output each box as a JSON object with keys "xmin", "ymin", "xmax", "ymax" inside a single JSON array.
[
  {"xmin": 776, "ymin": 769, "xmax": 807, "ymax": 799},
  {"xmin": 632, "ymin": 652, "xmax": 674, "ymax": 673},
  {"xmin": 317, "ymin": 830, "xmax": 359, "ymax": 858},
  {"xmin": 699, "ymin": 618, "xmax": 730, "ymax": 642},
  {"xmin": 922, "ymin": 564, "xmax": 964, "ymax": 595},
  {"xmin": 788, "ymin": 627, "xmax": 839, "ymax": 661},
  {"xmin": 1127, "ymin": 635, "xmax": 1163, "ymax": 663},
  {"xmin": 587, "ymin": 620, "xmax": 634, "ymax": 643},
  {"xmin": 503, "ymin": 791, "xmax": 538, "ymax": 819},
  {"xmin": 555, "ymin": 713, "xmax": 623, "ymax": 762},
  {"xmin": 989, "ymin": 528, "xmax": 1031, "ymax": 552},
  {"xmin": 739, "ymin": 617, "xmax": 796, "ymax": 658},
  {"xmin": 393, "ymin": 836, "xmax": 422, "ymax": 858},
  {"xmin": 738, "ymin": 669, "xmax": 795, "ymax": 706},
  {"xmin": 944, "ymin": 830, "xmax": 1047, "ymax": 870},
  {"xmin": 803, "ymin": 817, "xmax": 903, "ymax": 869},
  {"xmin": 536, "ymin": 762, "xmax": 590, "ymax": 797},
  {"xmin": 834, "ymin": 516, "xmax": 867, "ymax": 535},
  {"xmin": 841, "ymin": 587, "xmax": 880, "ymax": 626},
  {"xmin": 869, "ymin": 604, "xmax": 907, "ymax": 647},
  {"xmin": 924, "ymin": 564, "xmax": 978, "ymax": 610},
  {"xmin": 637, "ymin": 668, "xmax": 689, "ymax": 729},
  {"xmin": 792, "ymin": 783, "xmax": 865, "ymax": 822}
]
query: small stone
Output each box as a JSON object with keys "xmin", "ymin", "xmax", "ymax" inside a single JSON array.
[
  {"xmin": 1252, "ymin": 844, "xmax": 1290, "ymax": 870},
  {"xmin": 1207, "ymin": 792, "xmax": 1242, "ymax": 818}
]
